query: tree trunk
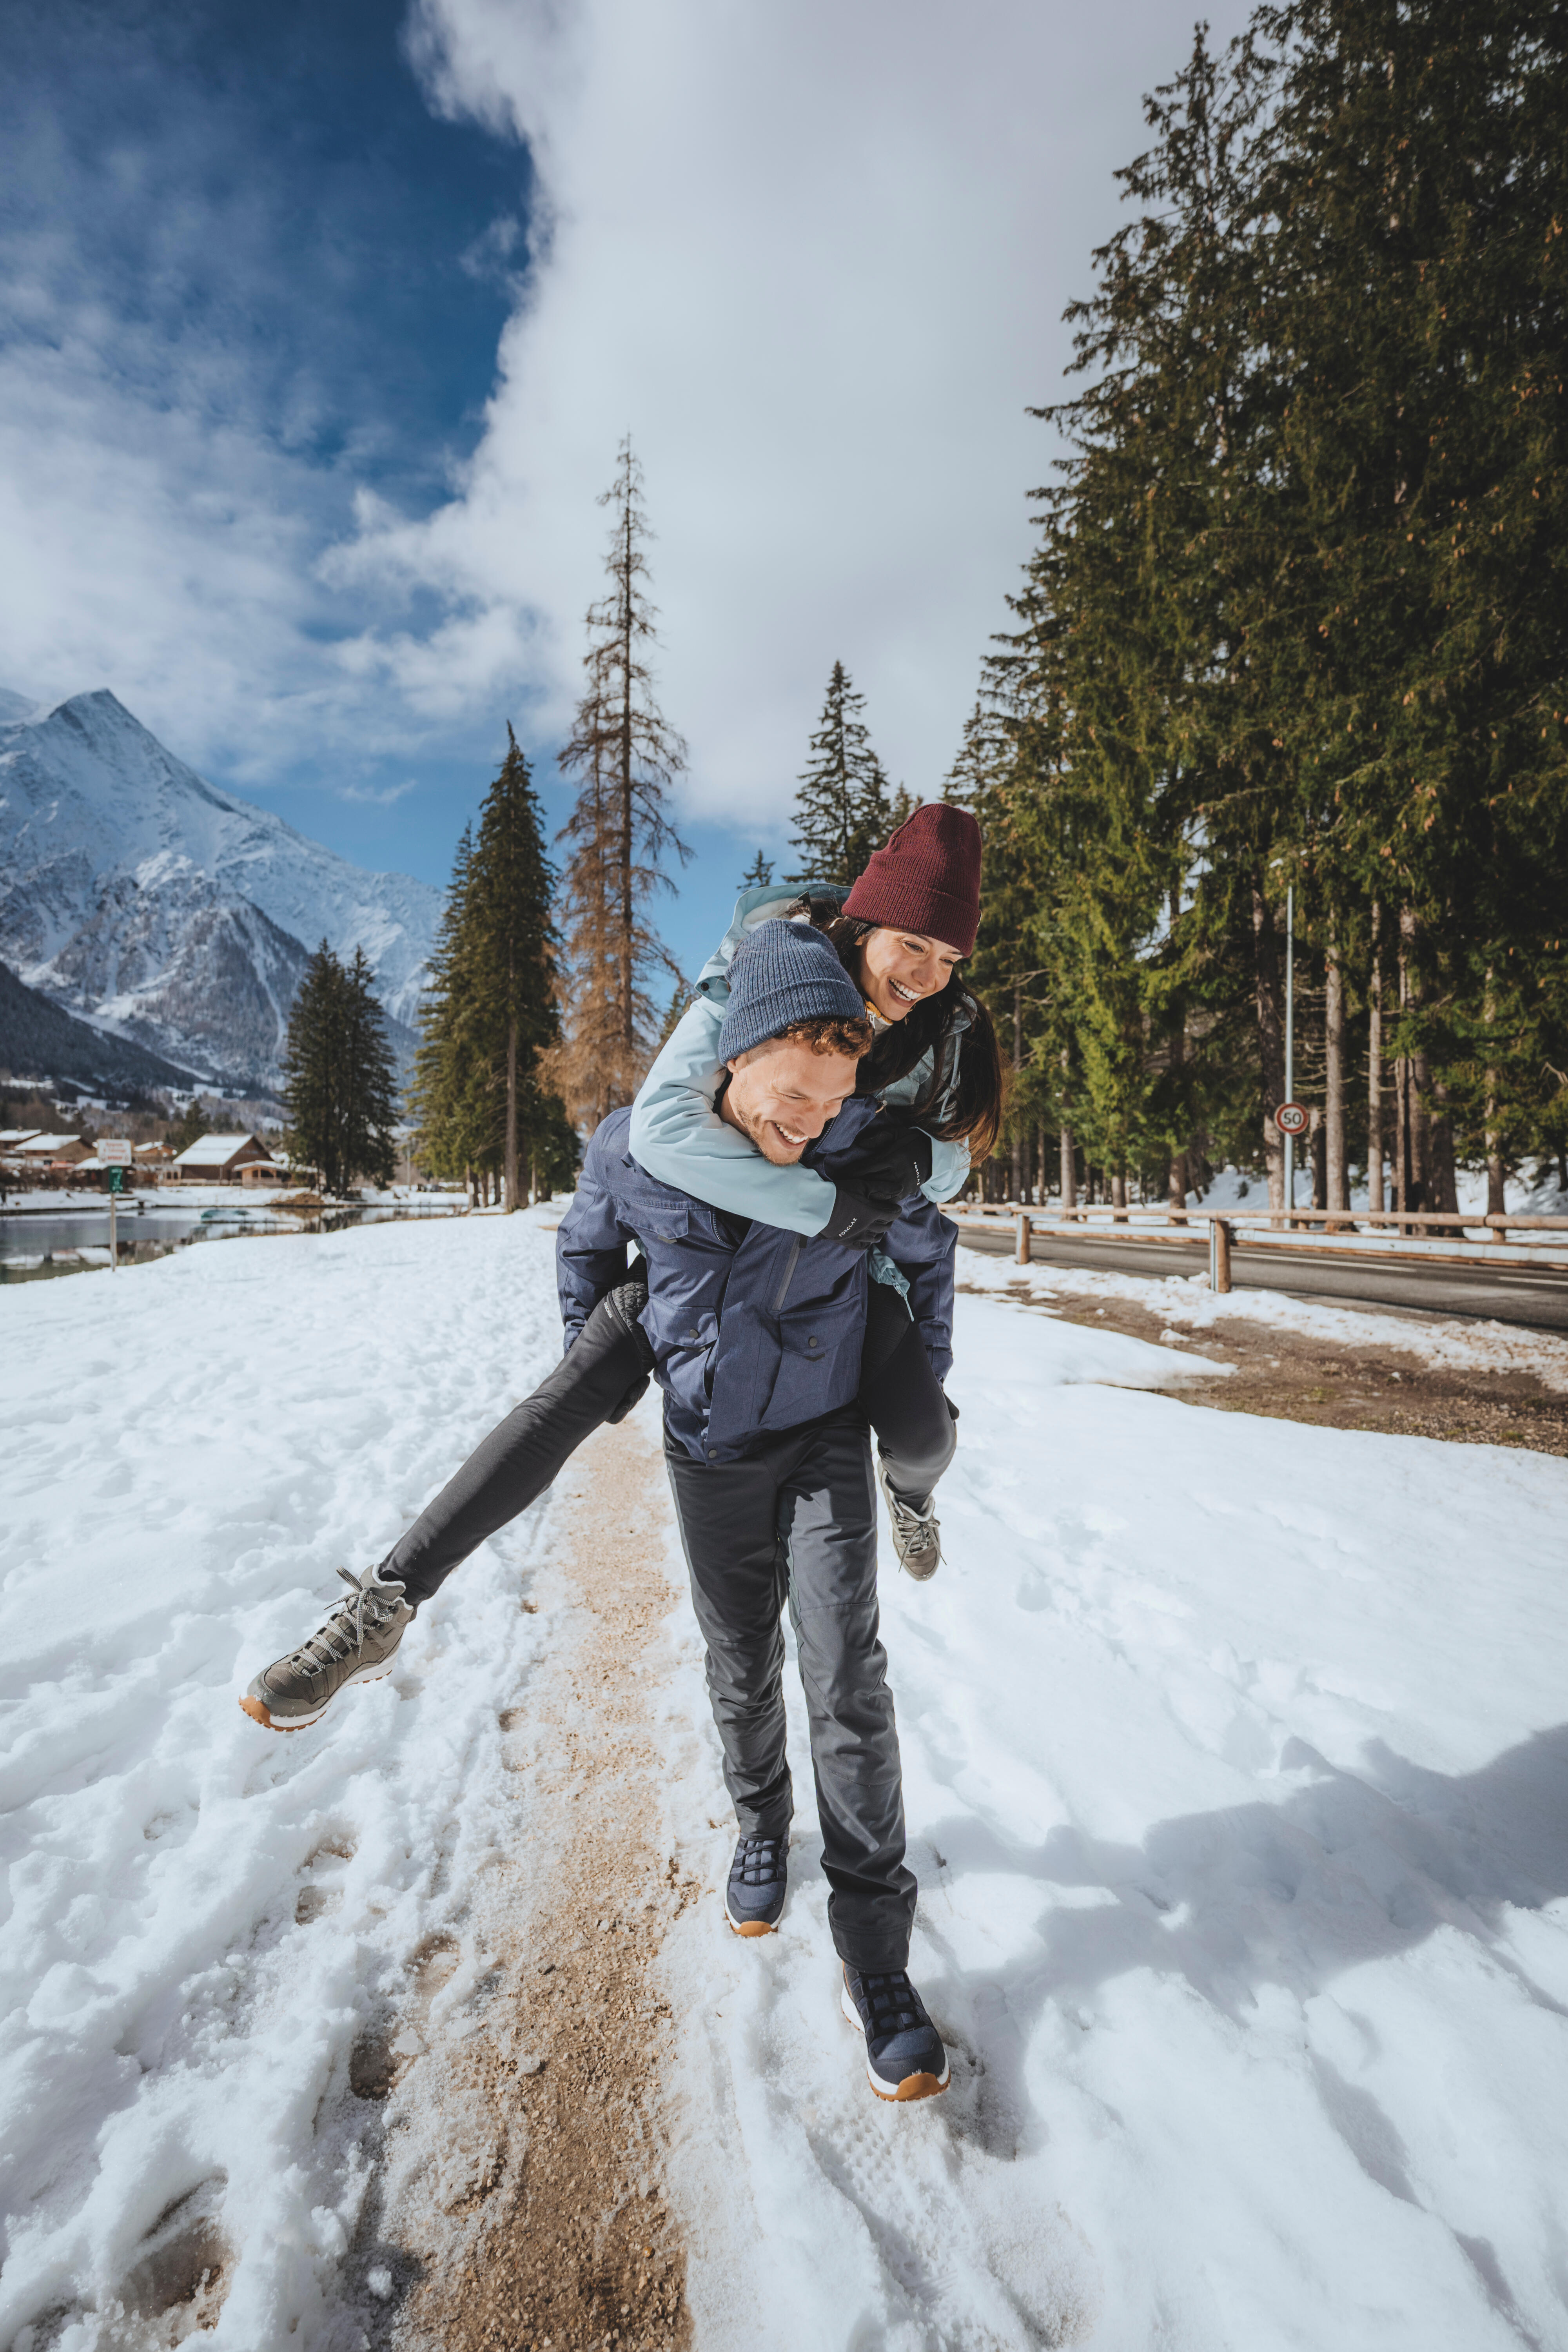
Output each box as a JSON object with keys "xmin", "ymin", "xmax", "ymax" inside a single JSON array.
[
  {"xmin": 1411, "ymin": 1047, "xmax": 1433, "ymax": 1210},
  {"xmin": 1310, "ymin": 1110, "xmax": 1327, "ymax": 1210},
  {"xmin": 1167, "ymin": 989, "xmax": 1189, "ymax": 1215},
  {"xmin": 1111, "ymin": 1166, "xmax": 1127, "ymax": 1216},
  {"xmin": 618, "ymin": 503, "xmax": 637, "ymax": 1079},
  {"xmin": 504, "ymin": 1018, "xmax": 520, "ymax": 1212},
  {"xmin": 1251, "ymin": 874, "xmax": 1287, "ymax": 1211},
  {"xmin": 1008, "ymin": 978, "xmax": 1023, "ymax": 1200},
  {"xmin": 1394, "ymin": 916, "xmax": 1412, "ymax": 1213},
  {"xmin": 1483, "ymin": 971, "xmax": 1506, "ymax": 1218},
  {"xmin": 1060, "ymin": 1123, "xmax": 1076, "ymax": 1208},
  {"xmin": 1429, "ymin": 1080, "xmax": 1461, "ymax": 1227},
  {"xmin": 1368, "ymin": 907, "xmax": 1385, "ymax": 1213},
  {"xmin": 1398, "ymin": 908, "xmax": 1429, "ymax": 1210},
  {"xmin": 1325, "ymin": 936, "xmax": 1347, "ymax": 1219}
]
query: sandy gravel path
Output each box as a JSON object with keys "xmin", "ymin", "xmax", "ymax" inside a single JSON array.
[{"xmin": 372, "ymin": 1410, "xmax": 699, "ymax": 2352}]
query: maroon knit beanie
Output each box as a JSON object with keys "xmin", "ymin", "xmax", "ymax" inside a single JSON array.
[{"xmin": 842, "ymin": 801, "xmax": 982, "ymax": 957}]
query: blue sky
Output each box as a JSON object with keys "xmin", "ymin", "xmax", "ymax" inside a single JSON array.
[{"xmin": 1, "ymin": 0, "xmax": 1257, "ymax": 981}]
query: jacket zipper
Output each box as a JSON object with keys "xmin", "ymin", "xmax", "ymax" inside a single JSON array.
[{"xmin": 771, "ymin": 1236, "xmax": 802, "ymax": 1313}]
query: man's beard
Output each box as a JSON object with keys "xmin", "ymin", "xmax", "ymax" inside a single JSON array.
[{"xmin": 728, "ymin": 1096, "xmax": 806, "ymax": 1165}]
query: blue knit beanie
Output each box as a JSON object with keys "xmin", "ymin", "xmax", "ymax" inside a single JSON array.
[{"xmin": 717, "ymin": 918, "xmax": 868, "ymax": 1061}]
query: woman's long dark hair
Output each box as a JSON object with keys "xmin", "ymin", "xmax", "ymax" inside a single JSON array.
[{"xmin": 788, "ymin": 897, "xmax": 1007, "ymax": 1160}]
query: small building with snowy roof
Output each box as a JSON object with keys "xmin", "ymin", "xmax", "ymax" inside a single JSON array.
[
  {"xmin": 15, "ymin": 1133, "xmax": 93, "ymax": 1165},
  {"xmin": 169, "ymin": 1133, "xmax": 271, "ymax": 1182}
]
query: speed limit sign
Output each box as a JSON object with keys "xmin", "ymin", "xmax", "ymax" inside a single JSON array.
[{"xmin": 1274, "ymin": 1102, "xmax": 1308, "ymax": 1137}]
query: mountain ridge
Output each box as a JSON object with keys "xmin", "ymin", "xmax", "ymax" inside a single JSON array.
[
  {"xmin": 0, "ymin": 689, "xmax": 441, "ymax": 1089},
  {"xmin": 0, "ymin": 958, "xmax": 200, "ymax": 1099}
]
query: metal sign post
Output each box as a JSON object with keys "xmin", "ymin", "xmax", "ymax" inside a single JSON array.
[
  {"xmin": 99, "ymin": 1142, "xmax": 132, "ymax": 1270},
  {"xmin": 1284, "ymin": 883, "xmax": 1295, "ymax": 1213}
]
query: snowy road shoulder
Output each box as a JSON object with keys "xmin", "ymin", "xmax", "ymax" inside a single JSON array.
[
  {"xmin": 0, "ymin": 1216, "xmax": 573, "ymax": 2350},
  {"xmin": 955, "ymin": 1233, "xmax": 1568, "ymax": 1390},
  {"xmin": 655, "ymin": 1283, "xmax": 1568, "ymax": 2352},
  {"xmin": 7, "ymin": 1225, "xmax": 1568, "ymax": 2351}
]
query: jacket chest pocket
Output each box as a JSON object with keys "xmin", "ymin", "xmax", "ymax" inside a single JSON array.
[
  {"xmin": 762, "ymin": 1292, "xmax": 861, "ymax": 1428},
  {"xmin": 637, "ymin": 1198, "xmax": 692, "ymax": 1245}
]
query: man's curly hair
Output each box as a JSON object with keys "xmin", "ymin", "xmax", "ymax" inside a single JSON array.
[{"xmin": 759, "ymin": 1014, "xmax": 874, "ymax": 1060}]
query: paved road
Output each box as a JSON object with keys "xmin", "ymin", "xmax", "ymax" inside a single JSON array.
[{"xmin": 953, "ymin": 1221, "xmax": 1568, "ymax": 1336}]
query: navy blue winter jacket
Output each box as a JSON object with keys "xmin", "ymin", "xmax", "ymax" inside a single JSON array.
[{"xmin": 556, "ymin": 1099, "xmax": 957, "ymax": 1465}]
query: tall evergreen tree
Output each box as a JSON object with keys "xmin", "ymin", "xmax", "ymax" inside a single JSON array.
[
  {"xmin": 970, "ymin": 0, "xmax": 1568, "ymax": 1214},
  {"xmin": 557, "ymin": 438, "xmax": 692, "ymax": 1129},
  {"xmin": 738, "ymin": 849, "xmax": 775, "ymax": 889},
  {"xmin": 468, "ymin": 727, "xmax": 562, "ymax": 1210},
  {"xmin": 411, "ymin": 737, "xmax": 572, "ymax": 1205},
  {"xmin": 789, "ymin": 662, "xmax": 895, "ymax": 886},
  {"xmin": 283, "ymin": 942, "xmax": 397, "ymax": 1195}
]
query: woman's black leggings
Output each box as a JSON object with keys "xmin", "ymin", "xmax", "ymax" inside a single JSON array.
[{"xmin": 381, "ymin": 1270, "xmax": 956, "ymax": 1611}]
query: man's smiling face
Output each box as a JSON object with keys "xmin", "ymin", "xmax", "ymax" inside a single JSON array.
[{"xmin": 719, "ymin": 1033, "xmax": 864, "ymax": 1165}]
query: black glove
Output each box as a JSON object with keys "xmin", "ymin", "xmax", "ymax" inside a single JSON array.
[
  {"xmin": 844, "ymin": 1120, "xmax": 935, "ymax": 1201},
  {"xmin": 824, "ymin": 1180, "xmax": 903, "ymax": 1250},
  {"xmin": 605, "ymin": 1373, "xmax": 651, "ymax": 1425}
]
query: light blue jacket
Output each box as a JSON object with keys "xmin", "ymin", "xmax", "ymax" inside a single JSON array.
[{"xmin": 628, "ymin": 883, "xmax": 971, "ymax": 1239}]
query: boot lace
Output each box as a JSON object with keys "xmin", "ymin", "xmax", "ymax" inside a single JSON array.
[
  {"xmin": 287, "ymin": 1566, "xmax": 404, "ymax": 1675},
  {"xmin": 884, "ymin": 1486, "xmax": 939, "ymax": 1560},
  {"xmin": 854, "ymin": 1969, "xmax": 932, "ymax": 2041},
  {"xmin": 732, "ymin": 1834, "xmax": 787, "ymax": 1889}
]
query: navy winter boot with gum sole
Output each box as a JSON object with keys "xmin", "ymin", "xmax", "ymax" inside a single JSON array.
[
  {"xmin": 840, "ymin": 1964, "xmax": 950, "ymax": 2101},
  {"xmin": 724, "ymin": 1834, "xmax": 788, "ymax": 1936}
]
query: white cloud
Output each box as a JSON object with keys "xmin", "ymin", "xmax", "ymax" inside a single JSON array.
[
  {"xmin": 338, "ymin": 0, "xmax": 1257, "ymax": 824},
  {"xmin": 338, "ymin": 776, "xmax": 422, "ymax": 806},
  {"xmin": 1, "ymin": 1, "xmax": 1256, "ymax": 829}
]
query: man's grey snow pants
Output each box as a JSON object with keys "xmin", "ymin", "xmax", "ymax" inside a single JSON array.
[{"xmin": 664, "ymin": 1408, "xmax": 919, "ymax": 1973}]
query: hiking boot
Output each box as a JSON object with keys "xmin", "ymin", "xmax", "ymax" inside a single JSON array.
[
  {"xmin": 840, "ymin": 1964, "xmax": 950, "ymax": 2102},
  {"xmin": 876, "ymin": 1454, "xmax": 942, "ymax": 1581},
  {"xmin": 240, "ymin": 1565, "xmax": 412, "ymax": 1733},
  {"xmin": 724, "ymin": 1833, "xmax": 788, "ymax": 1936}
]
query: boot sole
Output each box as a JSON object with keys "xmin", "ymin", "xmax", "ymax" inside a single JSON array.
[
  {"xmin": 839, "ymin": 1981, "xmax": 950, "ymax": 2102},
  {"xmin": 238, "ymin": 1661, "xmax": 396, "ymax": 1733},
  {"xmin": 724, "ymin": 1900, "xmax": 780, "ymax": 1938}
]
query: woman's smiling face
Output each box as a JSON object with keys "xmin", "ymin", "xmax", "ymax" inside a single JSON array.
[{"xmin": 856, "ymin": 926, "xmax": 963, "ymax": 1022}]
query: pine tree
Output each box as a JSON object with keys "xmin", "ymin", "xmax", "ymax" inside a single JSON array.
[
  {"xmin": 467, "ymin": 727, "xmax": 562, "ymax": 1210},
  {"xmin": 789, "ymin": 662, "xmax": 894, "ymax": 887},
  {"xmin": 411, "ymin": 739, "xmax": 572, "ymax": 1204},
  {"xmin": 283, "ymin": 943, "xmax": 397, "ymax": 1194},
  {"xmin": 167, "ymin": 1097, "xmax": 214, "ymax": 1156},
  {"xmin": 557, "ymin": 439, "xmax": 692, "ymax": 1129},
  {"xmin": 409, "ymin": 825, "xmax": 490, "ymax": 1191},
  {"xmin": 340, "ymin": 947, "xmax": 399, "ymax": 1190},
  {"xmin": 738, "ymin": 850, "xmax": 775, "ymax": 890}
]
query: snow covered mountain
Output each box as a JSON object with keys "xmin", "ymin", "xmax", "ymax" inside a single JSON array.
[{"xmin": 0, "ymin": 689, "xmax": 442, "ymax": 1090}]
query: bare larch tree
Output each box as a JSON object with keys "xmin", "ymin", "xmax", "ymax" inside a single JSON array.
[{"xmin": 555, "ymin": 438, "xmax": 691, "ymax": 1129}]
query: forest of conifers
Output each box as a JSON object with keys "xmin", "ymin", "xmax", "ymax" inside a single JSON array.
[
  {"xmin": 951, "ymin": 0, "xmax": 1567, "ymax": 1215},
  {"xmin": 408, "ymin": 1, "xmax": 1566, "ymax": 1220}
]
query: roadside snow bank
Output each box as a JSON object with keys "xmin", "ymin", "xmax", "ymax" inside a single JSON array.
[
  {"xmin": 957, "ymin": 1238, "xmax": 1568, "ymax": 1391},
  {"xmin": 656, "ymin": 1287, "xmax": 1568, "ymax": 2351},
  {"xmin": 0, "ymin": 1214, "xmax": 567, "ymax": 2350}
]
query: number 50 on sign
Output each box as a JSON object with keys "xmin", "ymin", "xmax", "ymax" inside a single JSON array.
[{"xmin": 1274, "ymin": 1102, "xmax": 1308, "ymax": 1137}]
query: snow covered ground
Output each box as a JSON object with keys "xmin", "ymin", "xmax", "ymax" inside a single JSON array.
[
  {"xmin": 955, "ymin": 1245, "xmax": 1568, "ymax": 1392},
  {"xmin": 1191, "ymin": 1158, "xmax": 1568, "ymax": 1218},
  {"xmin": 0, "ymin": 1212, "xmax": 567, "ymax": 2350},
  {"xmin": 660, "ymin": 1263, "xmax": 1568, "ymax": 2350},
  {"xmin": 4, "ymin": 1216, "xmax": 1568, "ymax": 2350}
]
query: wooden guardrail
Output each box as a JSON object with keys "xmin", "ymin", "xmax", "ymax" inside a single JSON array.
[{"xmin": 947, "ymin": 1201, "xmax": 1568, "ymax": 1294}]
